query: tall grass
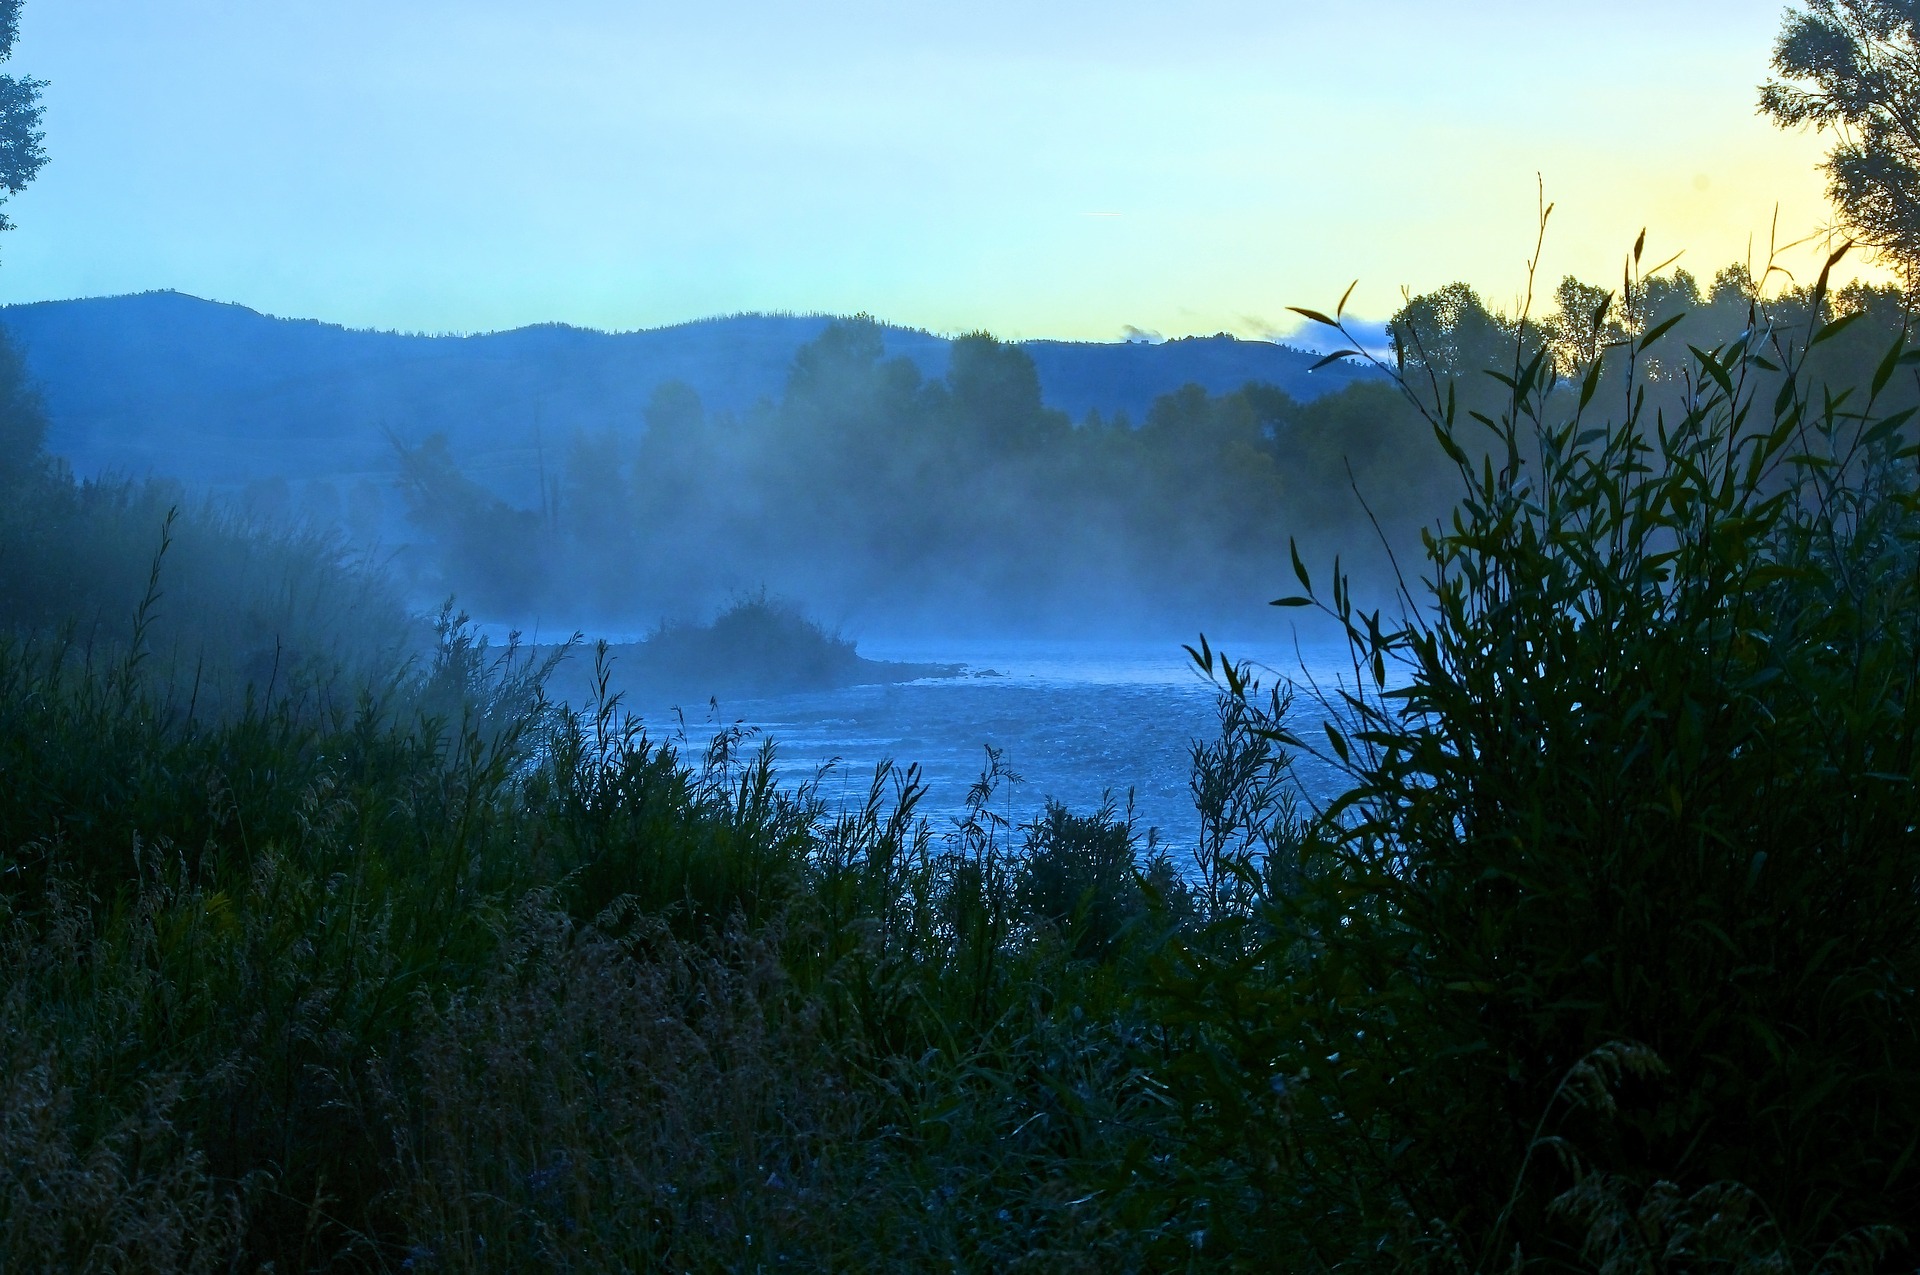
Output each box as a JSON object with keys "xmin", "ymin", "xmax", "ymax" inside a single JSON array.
[
  {"xmin": 0, "ymin": 473, "xmax": 415, "ymax": 716},
  {"xmin": 1150, "ymin": 229, "xmax": 1920, "ymax": 1267},
  {"xmin": 0, "ymin": 604, "xmax": 1190, "ymax": 1269}
]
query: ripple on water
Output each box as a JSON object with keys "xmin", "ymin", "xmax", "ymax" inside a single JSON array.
[{"xmin": 601, "ymin": 638, "xmax": 1356, "ymax": 856}]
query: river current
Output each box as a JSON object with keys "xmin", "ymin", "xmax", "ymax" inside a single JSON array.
[{"xmin": 603, "ymin": 638, "xmax": 1357, "ymax": 855}]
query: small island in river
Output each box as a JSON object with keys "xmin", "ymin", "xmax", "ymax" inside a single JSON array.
[{"xmin": 538, "ymin": 595, "xmax": 963, "ymax": 705}]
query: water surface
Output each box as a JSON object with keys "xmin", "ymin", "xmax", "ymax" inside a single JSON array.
[{"xmin": 608, "ymin": 637, "xmax": 1356, "ymax": 849}]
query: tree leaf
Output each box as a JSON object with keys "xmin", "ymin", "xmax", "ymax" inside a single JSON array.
[
  {"xmin": 1639, "ymin": 313, "xmax": 1686, "ymax": 352},
  {"xmin": 1689, "ymin": 345, "xmax": 1734, "ymax": 397},
  {"xmin": 1310, "ymin": 350, "xmax": 1361, "ymax": 372},
  {"xmin": 1809, "ymin": 311, "xmax": 1862, "ymax": 348},
  {"xmin": 1873, "ymin": 332, "xmax": 1906, "ymax": 396},
  {"xmin": 1579, "ymin": 356, "xmax": 1605, "ymax": 412}
]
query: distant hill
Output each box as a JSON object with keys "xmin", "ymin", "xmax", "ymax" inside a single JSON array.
[{"xmin": 0, "ymin": 291, "xmax": 1378, "ymax": 506}]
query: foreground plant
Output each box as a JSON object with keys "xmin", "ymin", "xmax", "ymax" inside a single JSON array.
[{"xmin": 1157, "ymin": 223, "xmax": 1920, "ymax": 1268}]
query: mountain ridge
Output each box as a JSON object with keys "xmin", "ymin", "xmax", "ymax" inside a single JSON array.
[{"xmin": 0, "ymin": 290, "xmax": 1379, "ymax": 505}]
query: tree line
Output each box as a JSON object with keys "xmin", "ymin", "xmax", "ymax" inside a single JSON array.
[{"xmin": 394, "ymin": 262, "xmax": 1920, "ymax": 634}]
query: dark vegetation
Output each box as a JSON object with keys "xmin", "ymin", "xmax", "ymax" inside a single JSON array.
[
  {"xmin": 536, "ymin": 593, "xmax": 963, "ymax": 705},
  {"xmin": 13, "ymin": 229, "xmax": 1920, "ymax": 1266},
  {"xmin": 0, "ymin": 291, "xmax": 1371, "ymax": 544},
  {"xmin": 0, "ymin": 358, "xmax": 414, "ymax": 715},
  {"xmin": 0, "ymin": 0, "xmax": 41, "ymax": 245},
  {"xmin": 12, "ymin": 0, "xmax": 1920, "ymax": 1268},
  {"xmin": 1762, "ymin": 0, "xmax": 1920, "ymax": 290},
  {"xmin": 385, "ymin": 258, "xmax": 1920, "ymax": 640},
  {"xmin": 392, "ymin": 318, "xmax": 1425, "ymax": 631}
]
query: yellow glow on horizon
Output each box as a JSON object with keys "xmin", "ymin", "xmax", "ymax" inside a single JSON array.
[{"xmin": 0, "ymin": 0, "xmax": 1895, "ymax": 341}]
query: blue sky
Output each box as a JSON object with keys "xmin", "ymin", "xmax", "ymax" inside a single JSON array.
[{"xmin": 0, "ymin": 0, "xmax": 1873, "ymax": 339}]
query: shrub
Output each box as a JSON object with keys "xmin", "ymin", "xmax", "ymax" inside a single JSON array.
[
  {"xmin": 1013, "ymin": 795, "xmax": 1183, "ymax": 960},
  {"xmin": 1157, "ymin": 236, "xmax": 1920, "ymax": 1267}
]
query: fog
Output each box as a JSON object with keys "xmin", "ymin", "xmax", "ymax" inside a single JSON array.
[
  {"xmin": 34, "ymin": 263, "xmax": 1904, "ymax": 674},
  {"xmin": 389, "ymin": 322, "xmax": 1430, "ymax": 644},
  {"xmin": 0, "ymin": 292, "xmax": 1392, "ymax": 647}
]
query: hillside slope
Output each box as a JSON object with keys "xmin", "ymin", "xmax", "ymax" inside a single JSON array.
[{"xmin": 0, "ymin": 292, "xmax": 1375, "ymax": 504}]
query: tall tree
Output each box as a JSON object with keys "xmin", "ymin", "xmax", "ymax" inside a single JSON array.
[
  {"xmin": 1761, "ymin": 1, "xmax": 1920, "ymax": 286},
  {"xmin": 1388, "ymin": 281, "xmax": 1514, "ymax": 382},
  {"xmin": 0, "ymin": 0, "xmax": 42, "ymax": 483},
  {"xmin": 0, "ymin": 0, "xmax": 43, "ymax": 238}
]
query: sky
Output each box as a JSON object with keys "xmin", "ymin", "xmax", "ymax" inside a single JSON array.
[{"xmin": 0, "ymin": 0, "xmax": 1883, "ymax": 341}]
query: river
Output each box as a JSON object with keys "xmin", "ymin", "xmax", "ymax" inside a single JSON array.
[{"xmin": 600, "ymin": 636, "xmax": 1359, "ymax": 856}]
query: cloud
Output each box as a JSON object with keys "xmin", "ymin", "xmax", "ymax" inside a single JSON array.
[{"xmin": 1261, "ymin": 313, "xmax": 1393, "ymax": 362}]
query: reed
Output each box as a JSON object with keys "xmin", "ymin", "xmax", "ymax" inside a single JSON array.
[{"xmin": 1151, "ymin": 226, "xmax": 1920, "ymax": 1267}]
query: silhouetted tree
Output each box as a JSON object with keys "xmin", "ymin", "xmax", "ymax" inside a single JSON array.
[
  {"xmin": 1389, "ymin": 281, "xmax": 1515, "ymax": 382},
  {"xmin": 0, "ymin": 0, "xmax": 45, "ymax": 487},
  {"xmin": 387, "ymin": 268, "xmax": 1920, "ymax": 631},
  {"xmin": 1541, "ymin": 275, "xmax": 1615, "ymax": 374},
  {"xmin": 0, "ymin": 0, "xmax": 43, "ymax": 239},
  {"xmin": 946, "ymin": 333, "xmax": 1065, "ymax": 453},
  {"xmin": 393, "ymin": 432, "xmax": 549, "ymax": 612},
  {"xmin": 1762, "ymin": 0, "xmax": 1920, "ymax": 287},
  {"xmin": 0, "ymin": 325, "xmax": 46, "ymax": 488},
  {"xmin": 563, "ymin": 428, "xmax": 630, "ymax": 544},
  {"xmin": 631, "ymin": 381, "xmax": 709, "ymax": 524}
]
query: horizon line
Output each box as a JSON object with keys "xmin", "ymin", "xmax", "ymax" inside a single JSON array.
[{"xmin": 0, "ymin": 286, "xmax": 1366, "ymax": 353}]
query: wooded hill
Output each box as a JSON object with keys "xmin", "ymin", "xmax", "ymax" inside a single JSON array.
[{"xmin": 0, "ymin": 290, "xmax": 1375, "ymax": 509}]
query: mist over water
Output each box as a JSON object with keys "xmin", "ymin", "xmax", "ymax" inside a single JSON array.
[{"xmin": 543, "ymin": 631, "xmax": 1355, "ymax": 846}]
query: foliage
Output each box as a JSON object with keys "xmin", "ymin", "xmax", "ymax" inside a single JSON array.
[
  {"xmin": 1763, "ymin": 0, "xmax": 1920, "ymax": 287},
  {"xmin": 634, "ymin": 593, "xmax": 867, "ymax": 695},
  {"xmin": 1014, "ymin": 795, "xmax": 1181, "ymax": 960},
  {"xmin": 395, "ymin": 314, "xmax": 1428, "ymax": 631},
  {"xmin": 391, "ymin": 263, "xmax": 1920, "ymax": 641},
  {"xmin": 1154, "ymin": 230, "xmax": 1920, "ymax": 1267},
  {"xmin": 0, "ymin": 604, "xmax": 1204, "ymax": 1269},
  {"xmin": 16, "ymin": 228, "xmax": 1920, "ymax": 1264},
  {"xmin": 0, "ymin": 326, "xmax": 43, "ymax": 488},
  {"xmin": 0, "ymin": 0, "xmax": 43, "ymax": 241},
  {"xmin": 0, "ymin": 312, "xmax": 416, "ymax": 724}
]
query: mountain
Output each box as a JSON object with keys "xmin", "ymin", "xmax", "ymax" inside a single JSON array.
[{"xmin": 0, "ymin": 290, "xmax": 1378, "ymax": 505}]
